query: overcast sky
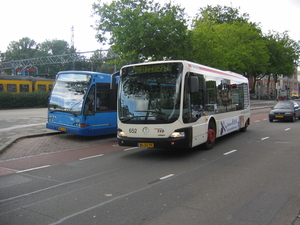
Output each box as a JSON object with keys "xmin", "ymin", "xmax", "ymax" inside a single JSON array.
[{"xmin": 1, "ymin": 0, "xmax": 299, "ymax": 53}]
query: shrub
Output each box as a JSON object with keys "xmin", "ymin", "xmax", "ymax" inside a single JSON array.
[{"xmin": 0, "ymin": 92, "xmax": 49, "ymax": 109}]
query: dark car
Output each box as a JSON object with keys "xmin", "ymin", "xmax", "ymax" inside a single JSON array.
[{"xmin": 269, "ymin": 100, "xmax": 300, "ymax": 122}]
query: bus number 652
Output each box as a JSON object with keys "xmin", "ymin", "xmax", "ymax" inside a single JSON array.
[{"xmin": 129, "ymin": 128, "xmax": 137, "ymax": 133}]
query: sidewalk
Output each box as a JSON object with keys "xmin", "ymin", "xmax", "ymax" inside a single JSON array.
[{"xmin": 0, "ymin": 123, "xmax": 60, "ymax": 154}]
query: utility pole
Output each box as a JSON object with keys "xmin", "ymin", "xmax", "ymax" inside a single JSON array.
[{"xmin": 71, "ymin": 26, "xmax": 75, "ymax": 70}]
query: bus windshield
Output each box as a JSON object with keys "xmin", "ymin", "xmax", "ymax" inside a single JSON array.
[
  {"xmin": 118, "ymin": 63, "xmax": 183, "ymax": 124},
  {"xmin": 49, "ymin": 73, "xmax": 92, "ymax": 115}
]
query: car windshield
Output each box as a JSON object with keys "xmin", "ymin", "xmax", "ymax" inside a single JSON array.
[{"xmin": 274, "ymin": 102, "xmax": 293, "ymax": 109}]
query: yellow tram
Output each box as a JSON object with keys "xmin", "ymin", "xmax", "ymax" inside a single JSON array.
[{"xmin": 0, "ymin": 75, "xmax": 54, "ymax": 93}]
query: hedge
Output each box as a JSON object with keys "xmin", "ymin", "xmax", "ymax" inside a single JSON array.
[{"xmin": 0, "ymin": 92, "xmax": 49, "ymax": 109}]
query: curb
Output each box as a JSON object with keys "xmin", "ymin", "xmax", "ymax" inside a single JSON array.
[{"xmin": 0, "ymin": 131, "xmax": 61, "ymax": 154}]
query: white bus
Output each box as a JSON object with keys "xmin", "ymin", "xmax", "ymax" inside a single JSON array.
[{"xmin": 117, "ymin": 60, "xmax": 250, "ymax": 150}]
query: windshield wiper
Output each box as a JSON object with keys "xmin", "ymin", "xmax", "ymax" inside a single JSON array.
[
  {"xmin": 69, "ymin": 101, "xmax": 83, "ymax": 115},
  {"xmin": 135, "ymin": 110, "xmax": 166, "ymax": 115},
  {"xmin": 120, "ymin": 116, "xmax": 146, "ymax": 122},
  {"xmin": 135, "ymin": 110, "xmax": 169, "ymax": 122}
]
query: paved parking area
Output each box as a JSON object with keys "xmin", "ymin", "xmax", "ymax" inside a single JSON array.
[{"xmin": 0, "ymin": 132, "xmax": 117, "ymax": 161}]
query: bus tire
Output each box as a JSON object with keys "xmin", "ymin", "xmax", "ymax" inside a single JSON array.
[
  {"xmin": 239, "ymin": 119, "xmax": 249, "ymax": 132},
  {"xmin": 202, "ymin": 120, "xmax": 216, "ymax": 150}
]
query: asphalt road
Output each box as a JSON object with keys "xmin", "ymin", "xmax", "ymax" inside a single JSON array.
[
  {"xmin": 0, "ymin": 105, "xmax": 300, "ymax": 225},
  {"xmin": 0, "ymin": 100, "xmax": 278, "ymax": 154}
]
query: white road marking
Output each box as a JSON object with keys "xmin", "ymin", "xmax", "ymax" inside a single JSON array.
[
  {"xmin": 17, "ymin": 165, "xmax": 50, "ymax": 173},
  {"xmin": 285, "ymin": 128, "xmax": 290, "ymax": 131},
  {"xmin": 159, "ymin": 174, "xmax": 175, "ymax": 180},
  {"xmin": 79, "ymin": 154, "xmax": 104, "ymax": 160},
  {"xmin": 0, "ymin": 123, "xmax": 45, "ymax": 131},
  {"xmin": 261, "ymin": 137, "xmax": 269, "ymax": 141},
  {"xmin": 223, "ymin": 150, "xmax": 237, "ymax": 155},
  {"xmin": 124, "ymin": 147, "xmax": 139, "ymax": 151}
]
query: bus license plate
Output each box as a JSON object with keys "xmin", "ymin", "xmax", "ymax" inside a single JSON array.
[
  {"xmin": 138, "ymin": 143, "xmax": 154, "ymax": 148},
  {"xmin": 58, "ymin": 127, "xmax": 67, "ymax": 131}
]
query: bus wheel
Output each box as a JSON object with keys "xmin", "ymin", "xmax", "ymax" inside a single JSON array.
[
  {"xmin": 239, "ymin": 119, "xmax": 249, "ymax": 132},
  {"xmin": 203, "ymin": 121, "xmax": 216, "ymax": 150}
]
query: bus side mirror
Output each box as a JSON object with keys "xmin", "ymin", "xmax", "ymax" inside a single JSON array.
[{"xmin": 189, "ymin": 76, "xmax": 199, "ymax": 93}]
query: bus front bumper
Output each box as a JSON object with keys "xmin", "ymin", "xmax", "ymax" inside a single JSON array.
[
  {"xmin": 117, "ymin": 127, "xmax": 193, "ymax": 149},
  {"xmin": 46, "ymin": 122, "xmax": 90, "ymax": 136}
]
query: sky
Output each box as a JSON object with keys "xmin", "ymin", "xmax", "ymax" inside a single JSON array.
[{"xmin": 1, "ymin": 0, "xmax": 300, "ymax": 54}]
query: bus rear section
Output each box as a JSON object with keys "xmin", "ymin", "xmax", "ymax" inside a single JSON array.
[
  {"xmin": 117, "ymin": 60, "xmax": 250, "ymax": 150},
  {"xmin": 47, "ymin": 71, "xmax": 118, "ymax": 136}
]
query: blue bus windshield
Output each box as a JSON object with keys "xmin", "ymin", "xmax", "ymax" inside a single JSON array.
[{"xmin": 49, "ymin": 73, "xmax": 92, "ymax": 115}]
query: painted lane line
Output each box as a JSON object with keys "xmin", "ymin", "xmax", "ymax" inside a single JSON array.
[
  {"xmin": 255, "ymin": 120, "xmax": 260, "ymax": 123},
  {"xmin": 159, "ymin": 174, "xmax": 175, "ymax": 180},
  {"xmin": 0, "ymin": 123, "xmax": 45, "ymax": 132},
  {"xmin": 17, "ymin": 165, "xmax": 50, "ymax": 173},
  {"xmin": 285, "ymin": 128, "xmax": 290, "ymax": 131},
  {"xmin": 223, "ymin": 150, "xmax": 237, "ymax": 155},
  {"xmin": 79, "ymin": 154, "xmax": 104, "ymax": 160},
  {"xmin": 124, "ymin": 147, "xmax": 139, "ymax": 151},
  {"xmin": 261, "ymin": 137, "xmax": 269, "ymax": 141},
  {"xmin": 263, "ymin": 118, "xmax": 268, "ymax": 121}
]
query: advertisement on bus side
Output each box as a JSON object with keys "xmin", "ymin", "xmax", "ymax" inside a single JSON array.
[{"xmin": 219, "ymin": 116, "xmax": 243, "ymax": 136}]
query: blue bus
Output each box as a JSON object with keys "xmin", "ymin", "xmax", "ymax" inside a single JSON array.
[{"xmin": 46, "ymin": 71, "xmax": 119, "ymax": 136}]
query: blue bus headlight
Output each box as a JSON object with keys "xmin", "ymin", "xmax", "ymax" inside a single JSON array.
[
  {"xmin": 74, "ymin": 123, "xmax": 87, "ymax": 128},
  {"xmin": 170, "ymin": 132, "xmax": 185, "ymax": 138}
]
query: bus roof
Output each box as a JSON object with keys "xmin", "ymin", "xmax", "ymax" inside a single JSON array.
[
  {"xmin": 121, "ymin": 60, "xmax": 248, "ymax": 82},
  {"xmin": 57, "ymin": 70, "xmax": 111, "ymax": 76}
]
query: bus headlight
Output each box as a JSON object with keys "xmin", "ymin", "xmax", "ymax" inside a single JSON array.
[
  {"xmin": 118, "ymin": 131, "xmax": 127, "ymax": 137},
  {"xmin": 75, "ymin": 123, "xmax": 87, "ymax": 128},
  {"xmin": 170, "ymin": 132, "xmax": 185, "ymax": 138}
]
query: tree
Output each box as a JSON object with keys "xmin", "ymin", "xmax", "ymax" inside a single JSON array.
[
  {"xmin": 264, "ymin": 31, "xmax": 300, "ymax": 98},
  {"xmin": 190, "ymin": 5, "xmax": 269, "ymax": 94},
  {"xmin": 39, "ymin": 39, "xmax": 71, "ymax": 55},
  {"xmin": 90, "ymin": 49, "xmax": 119, "ymax": 74},
  {"xmin": 193, "ymin": 5, "xmax": 252, "ymax": 27},
  {"xmin": 92, "ymin": 0, "xmax": 189, "ymax": 64},
  {"xmin": 4, "ymin": 37, "xmax": 39, "ymax": 61}
]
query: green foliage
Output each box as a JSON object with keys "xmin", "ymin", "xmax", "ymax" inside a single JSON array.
[
  {"xmin": 193, "ymin": 5, "xmax": 252, "ymax": 27},
  {"xmin": 0, "ymin": 92, "xmax": 49, "ymax": 109},
  {"xmin": 4, "ymin": 37, "xmax": 39, "ymax": 61},
  {"xmin": 265, "ymin": 31, "xmax": 300, "ymax": 77},
  {"xmin": 92, "ymin": 0, "xmax": 189, "ymax": 63},
  {"xmin": 190, "ymin": 21, "xmax": 269, "ymax": 76},
  {"xmin": 39, "ymin": 39, "xmax": 71, "ymax": 55}
]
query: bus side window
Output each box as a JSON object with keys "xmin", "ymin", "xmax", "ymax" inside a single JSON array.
[
  {"xmin": 96, "ymin": 83, "xmax": 111, "ymax": 112},
  {"xmin": 184, "ymin": 73, "xmax": 205, "ymax": 123},
  {"xmin": 84, "ymin": 85, "xmax": 96, "ymax": 115}
]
